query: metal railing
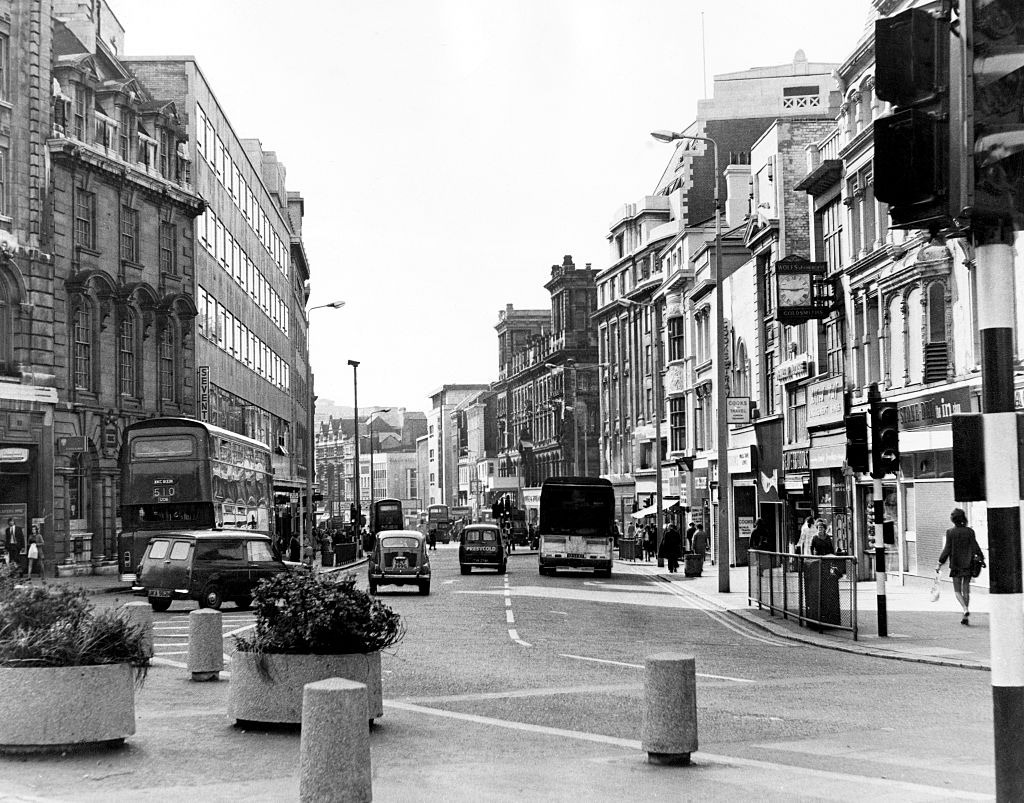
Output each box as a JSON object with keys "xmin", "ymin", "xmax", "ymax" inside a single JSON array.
[{"xmin": 747, "ymin": 550, "xmax": 858, "ymax": 640}]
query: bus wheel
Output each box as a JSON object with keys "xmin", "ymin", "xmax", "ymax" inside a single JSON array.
[
  {"xmin": 148, "ymin": 597, "xmax": 171, "ymax": 612},
  {"xmin": 200, "ymin": 585, "xmax": 223, "ymax": 610},
  {"xmin": 418, "ymin": 580, "xmax": 430, "ymax": 595}
]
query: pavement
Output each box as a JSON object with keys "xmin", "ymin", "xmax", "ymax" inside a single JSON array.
[{"xmin": 46, "ymin": 548, "xmax": 992, "ymax": 671}]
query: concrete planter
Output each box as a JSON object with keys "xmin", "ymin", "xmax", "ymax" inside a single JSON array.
[
  {"xmin": 228, "ymin": 651, "xmax": 383, "ymax": 725},
  {"xmin": 0, "ymin": 663, "xmax": 135, "ymax": 753}
]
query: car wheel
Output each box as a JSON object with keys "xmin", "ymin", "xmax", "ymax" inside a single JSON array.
[
  {"xmin": 460, "ymin": 565, "xmax": 470, "ymax": 575},
  {"xmin": 418, "ymin": 581, "xmax": 430, "ymax": 595},
  {"xmin": 234, "ymin": 595, "xmax": 253, "ymax": 610},
  {"xmin": 199, "ymin": 585, "xmax": 223, "ymax": 610},
  {"xmin": 148, "ymin": 596, "xmax": 172, "ymax": 612}
]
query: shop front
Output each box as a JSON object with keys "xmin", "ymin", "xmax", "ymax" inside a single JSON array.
[
  {"xmin": 808, "ymin": 434, "xmax": 849, "ymax": 552},
  {"xmin": 782, "ymin": 447, "xmax": 812, "ymax": 546},
  {"xmin": 754, "ymin": 418, "xmax": 784, "ymax": 551},
  {"xmin": 728, "ymin": 443, "xmax": 756, "ymax": 566}
]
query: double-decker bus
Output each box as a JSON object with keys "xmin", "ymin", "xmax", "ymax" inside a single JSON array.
[
  {"xmin": 427, "ymin": 503, "xmax": 452, "ymax": 543},
  {"xmin": 117, "ymin": 417, "xmax": 274, "ymax": 582},
  {"xmin": 537, "ymin": 477, "xmax": 615, "ymax": 577},
  {"xmin": 372, "ymin": 498, "xmax": 404, "ymax": 534}
]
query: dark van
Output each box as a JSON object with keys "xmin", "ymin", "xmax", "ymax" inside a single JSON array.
[
  {"xmin": 134, "ymin": 531, "xmax": 289, "ymax": 611},
  {"xmin": 459, "ymin": 524, "xmax": 507, "ymax": 574}
]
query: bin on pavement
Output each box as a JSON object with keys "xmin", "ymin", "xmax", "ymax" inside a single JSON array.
[
  {"xmin": 684, "ymin": 553, "xmax": 703, "ymax": 577},
  {"xmin": 321, "ymin": 548, "xmax": 335, "ymax": 567},
  {"xmin": 619, "ymin": 539, "xmax": 637, "ymax": 561}
]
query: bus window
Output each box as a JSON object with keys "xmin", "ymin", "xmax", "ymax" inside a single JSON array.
[{"xmin": 131, "ymin": 435, "xmax": 196, "ymax": 459}]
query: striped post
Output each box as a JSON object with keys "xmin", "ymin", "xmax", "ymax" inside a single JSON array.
[{"xmin": 868, "ymin": 383, "xmax": 887, "ymax": 638}]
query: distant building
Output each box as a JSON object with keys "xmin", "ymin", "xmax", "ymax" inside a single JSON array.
[{"xmin": 426, "ymin": 385, "xmax": 489, "ymax": 507}]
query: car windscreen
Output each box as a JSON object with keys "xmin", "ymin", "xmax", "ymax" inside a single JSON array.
[
  {"xmin": 541, "ymin": 487, "xmax": 614, "ymax": 536},
  {"xmin": 381, "ymin": 537, "xmax": 419, "ymax": 550},
  {"xmin": 465, "ymin": 529, "xmax": 497, "ymax": 543}
]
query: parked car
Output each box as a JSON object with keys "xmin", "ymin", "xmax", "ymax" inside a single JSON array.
[
  {"xmin": 368, "ymin": 530, "xmax": 431, "ymax": 595},
  {"xmin": 134, "ymin": 531, "xmax": 290, "ymax": 611},
  {"xmin": 459, "ymin": 524, "xmax": 507, "ymax": 574}
]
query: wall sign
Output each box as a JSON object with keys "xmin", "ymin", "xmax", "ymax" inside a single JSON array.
[
  {"xmin": 777, "ymin": 355, "xmax": 811, "ymax": 383},
  {"xmin": 806, "ymin": 377, "xmax": 845, "ymax": 428},
  {"xmin": 197, "ymin": 366, "xmax": 211, "ymax": 423},
  {"xmin": 0, "ymin": 448, "xmax": 29, "ymax": 463},
  {"xmin": 897, "ymin": 388, "xmax": 972, "ymax": 430},
  {"xmin": 727, "ymin": 397, "xmax": 751, "ymax": 425},
  {"xmin": 728, "ymin": 446, "xmax": 754, "ymax": 474}
]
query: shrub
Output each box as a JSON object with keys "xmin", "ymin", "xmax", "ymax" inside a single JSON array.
[
  {"xmin": 235, "ymin": 569, "xmax": 404, "ymax": 656},
  {"xmin": 0, "ymin": 572, "xmax": 149, "ymax": 676}
]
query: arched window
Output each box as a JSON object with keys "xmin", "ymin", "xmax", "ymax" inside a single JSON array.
[
  {"xmin": 733, "ymin": 340, "xmax": 751, "ymax": 399},
  {"xmin": 0, "ymin": 276, "xmax": 12, "ymax": 374},
  {"xmin": 73, "ymin": 305, "xmax": 92, "ymax": 391},
  {"xmin": 888, "ymin": 296, "xmax": 905, "ymax": 388},
  {"xmin": 159, "ymin": 323, "xmax": 176, "ymax": 402},
  {"xmin": 118, "ymin": 312, "xmax": 137, "ymax": 397}
]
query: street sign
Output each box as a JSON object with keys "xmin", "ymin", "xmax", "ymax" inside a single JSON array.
[{"xmin": 58, "ymin": 436, "xmax": 88, "ymax": 453}]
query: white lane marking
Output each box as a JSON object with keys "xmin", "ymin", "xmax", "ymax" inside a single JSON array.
[
  {"xmin": 384, "ymin": 701, "xmax": 988, "ymax": 800},
  {"xmin": 506, "ymin": 609, "xmax": 515, "ymax": 624},
  {"xmin": 503, "ymin": 573, "xmax": 531, "ymax": 648},
  {"xmin": 653, "ymin": 578, "xmax": 794, "ymax": 648},
  {"xmin": 559, "ymin": 653, "xmax": 755, "ymax": 683},
  {"xmin": 550, "ymin": 610, "xmax": 568, "ymax": 616},
  {"xmin": 508, "ymin": 629, "xmax": 532, "ymax": 647},
  {"xmin": 504, "ymin": 597, "xmax": 512, "ymax": 608},
  {"xmin": 442, "ymin": 579, "xmax": 460, "ymax": 585},
  {"xmin": 225, "ymin": 622, "xmax": 256, "ymax": 638}
]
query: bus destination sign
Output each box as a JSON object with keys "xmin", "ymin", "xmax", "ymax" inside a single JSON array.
[{"xmin": 152, "ymin": 477, "xmax": 177, "ymax": 503}]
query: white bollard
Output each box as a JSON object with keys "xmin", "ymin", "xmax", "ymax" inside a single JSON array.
[
  {"xmin": 187, "ymin": 608, "xmax": 223, "ymax": 681},
  {"xmin": 641, "ymin": 652, "xmax": 698, "ymax": 765},
  {"xmin": 121, "ymin": 601, "xmax": 154, "ymax": 659},
  {"xmin": 299, "ymin": 678, "xmax": 371, "ymax": 803}
]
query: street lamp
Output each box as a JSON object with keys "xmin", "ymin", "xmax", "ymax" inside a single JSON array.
[
  {"xmin": 650, "ymin": 129, "xmax": 730, "ymax": 592},
  {"xmin": 367, "ymin": 407, "xmax": 392, "ymax": 530},
  {"xmin": 347, "ymin": 359, "xmax": 361, "ymax": 543},
  {"xmin": 619, "ymin": 298, "xmax": 664, "ymax": 566},
  {"xmin": 307, "ymin": 300, "xmax": 346, "ymax": 313}
]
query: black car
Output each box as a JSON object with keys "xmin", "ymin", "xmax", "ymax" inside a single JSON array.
[
  {"xmin": 459, "ymin": 524, "xmax": 507, "ymax": 574},
  {"xmin": 134, "ymin": 530, "xmax": 292, "ymax": 611}
]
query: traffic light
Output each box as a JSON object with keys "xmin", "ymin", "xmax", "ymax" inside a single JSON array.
[
  {"xmin": 874, "ymin": 7, "xmax": 954, "ymax": 230},
  {"xmin": 964, "ymin": 0, "xmax": 1024, "ymax": 225},
  {"xmin": 871, "ymin": 401, "xmax": 900, "ymax": 478},
  {"xmin": 845, "ymin": 413, "xmax": 869, "ymax": 473}
]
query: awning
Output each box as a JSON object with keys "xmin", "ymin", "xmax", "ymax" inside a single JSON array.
[{"xmin": 630, "ymin": 499, "xmax": 679, "ymax": 519}]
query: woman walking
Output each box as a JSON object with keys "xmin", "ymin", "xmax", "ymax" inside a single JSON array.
[
  {"xmin": 937, "ymin": 508, "xmax": 985, "ymax": 625},
  {"xmin": 25, "ymin": 524, "xmax": 44, "ymax": 582}
]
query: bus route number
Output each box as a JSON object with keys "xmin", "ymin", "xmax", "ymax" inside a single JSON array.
[{"xmin": 152, "ymin": 478, "xmax": 176, "ymax": 503}]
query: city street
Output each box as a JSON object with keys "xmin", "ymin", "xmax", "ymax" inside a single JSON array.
[{"xmin": 0, "ymin": 546, "xmax": 996, "ymax": 801}]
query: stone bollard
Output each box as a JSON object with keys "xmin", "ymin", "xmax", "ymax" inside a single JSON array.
[
  {"xmin": 299, "ymin": 678, "xmax": 371, "ymax": 803},
  {"xmin": 187, "ymin": 609, "xmax": 223, "ymax": 682},
  {"xmin": 641, "ymin": 652, "xmax": 698, "ymax": 765},
  {"xmin": 121, "ymin": 601, "xmax": 154, "ymax": 659}
]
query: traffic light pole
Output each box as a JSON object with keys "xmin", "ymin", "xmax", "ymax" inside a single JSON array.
[
  {"xmin": 868, "ymin": 382, "xmax": 888, "ymax": 638},
  {"xmin": 976, "ymin": 222, "xmax": 1024, "ymax": 802}
]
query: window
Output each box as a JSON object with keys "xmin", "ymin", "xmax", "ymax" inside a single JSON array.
[
  {"xmin": 159, "ymin": 325, "xmax": 175, "ymax": 402},
  {"xmin": 73, "ymin": 306, "xmax": 92, "ymax": 391},
  {"xmin": 820, "ymin": 198, "xmax": 844, "ymax": 275},
  {"xmin": 0, "ymin": 35, "xmax": 8, "ymax": 101},
  {"xmin": 120, "ymin": 206, "xmax": 139, "ymax": 262},
  {"xmin": 670, "ymin": 397, "xmax": 686, "ymax": 453},
  {"xmin": 159, "ymin": 222, "xmax": 176, "ymax": 274},
  {"xmin": 787, "ymin": 387, "xmax": 807, "ymax": 444},
  {"xmin": 118, "ymin": 313, "xmax": 136, "ymax": 396},
  {"xmin": 0, "ymin": 147, "xmax": 7, "ymax": 217},
  {"xmin": 159, "ymin": 129, "xmax": 173, "ymax": 178},
  {"xmin": 74, "ymin": 189, "xmax": 95, "ymax": 249},
  {"xmin": 118, "ymin": 108, "xmax": 133, "ymax": 161},
  {"xmin": 825, "ymin": 317, "xmax": 845, "ymax": 378},
  {"xmin": 695, "ymin": 388, "xmax": 708, "ymax": 450},
  {"xmin": 73, "ymin": 83, "xmax": 88, "ymax": 139},
  {"xmin": 764, "ymin": 352, "xmax": 776, "ymax": 415},
  {"xmin": 668, "ymin": 317, "xmax": 685, "ymax": 362}
]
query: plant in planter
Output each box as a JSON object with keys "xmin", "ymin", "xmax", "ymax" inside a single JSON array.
[
  {"xmin": 0, "ymin": 565, "xmax": 149, "ymax": 752},
  {"xmin": 229, "ymin": 568, "xmax": 403, "ymax": 727}
]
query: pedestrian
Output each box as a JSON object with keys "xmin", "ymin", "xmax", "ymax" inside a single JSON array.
[
  {"xmin": 750, "ymin": 518, "xmax": 769, "ymax": 551},
  {"xmin": 797, "ymin": 515, "xmax": 816, "ymax": 555},
  {"xmin": 810, "ymin": 519, "xmax": 834, "ymax": 556},
  {"xmin": 4, "ymin": 517, "xmax": 24, "ymax": 571},
  {"xmin": 643, "ymin": 524, "xmax": 655, "ymax": 562},
  {"xmin": 685, "ymin": 520, "xmax": 696, "ymax": 553},
  {"xmin": 611, "ymin": 521, "xmax": 620, "ymax": 548},
  {"xmin": 26, "ymin": 524, "xmax": 44, "ymax": 583},
  {"xmin": 662, "ymin": 522, "xmax": 683, "ymax": 573},
  {"xmin": 288, "ymin": 531, "xmax": 301, "ymax": 562},
  {"xmin": 690, "ymin": 523, "xmax": 708, "ymax": 564},
  {"xmin": 936, "ymin": 507, "xmax": 986, "ymax": 626},
  {"xmin": 427, "ymin": 528, "xmax": 437, "ymax": 551}
]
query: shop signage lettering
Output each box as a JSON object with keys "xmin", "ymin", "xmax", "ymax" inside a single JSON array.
[
  {"xmin": 727, "ymin": 446, "xmax": 753, "ymax": 474},
  {"xmin": 0, "ymin": 447, "xmax": 29, "ymax": 463},
  {"xmin": 777, "ymin": 354, "xmax": 811, "ymax": 383},
  {"xmin": 727, "ymin": 397, "xmax": 751, "ymax": 425},
  {"xmin": 197, "ymin": 366, "xmax": 210, "ymax": 423},
  {"xmin": 783, "ymin": 449, "xmax": 809, "ymax": 471},
  {"xmin": 806, "ymin": 377, "xmax": 845, "ymax": 428},
  {"xmin": 897, "ymin": 388, "xmax": 972, "ymax": 430}
]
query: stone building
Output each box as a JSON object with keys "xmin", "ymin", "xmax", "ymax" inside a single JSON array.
[{"xmin": 47, "ymin": 3, "xmax": 205, "ymax": 564}]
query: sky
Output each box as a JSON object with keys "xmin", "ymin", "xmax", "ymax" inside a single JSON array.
[{"xmin": 113, "ymin": 0, "xmax": 872, "ymax": 413}]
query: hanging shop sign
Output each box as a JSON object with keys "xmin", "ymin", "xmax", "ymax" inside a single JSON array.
[
  {"xmin": 771, "ymin": 255, "xmax": 836, "ymax": 324},
  {"xmin": 197, "ymin": 366, "xmax": 210, "ymax": 423},
  {"xmin": 727, "ymin": 397, "xmax": 751, "ymax": 425}
]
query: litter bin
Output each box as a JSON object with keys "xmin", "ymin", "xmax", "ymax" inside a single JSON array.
[
  {"xmin": 684, "ymin": 553, "xmax": 704, "ymax": 577},
  {"xmin": 619, "ymin": 539, "xmax": 637, "ymax": 561},
  {"xmin": 321, "ymin": 547, "xmax": 335, "ymax": 567}
]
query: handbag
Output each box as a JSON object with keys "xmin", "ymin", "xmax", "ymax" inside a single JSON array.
[
  {"xmin": 929, "ymin": 572, "xmax": 941, "ymax": 603},
  {"xmin": 970, "ymin": 554, "xmax": 985, "ymax": 578},
  {"xmin": 27, "ymin": 542, "xmax": 38, "ymax": 560}
]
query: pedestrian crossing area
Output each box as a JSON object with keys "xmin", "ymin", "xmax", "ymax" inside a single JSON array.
[{"xmin": 152, "ymin": 610, "xmax": 255, "ymax": 660}]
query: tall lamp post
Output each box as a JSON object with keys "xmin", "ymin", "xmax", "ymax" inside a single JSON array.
[
  {"xmin": 347, "ymin": 359, "xmax": 361, "ymax": 542},
  {"xmin": 367, "ymin": 407, "xmax": 392, "ymax": 531},
  {"xmin": 651, "ymin": 129, "xmax": 729, "ymax": 592}
]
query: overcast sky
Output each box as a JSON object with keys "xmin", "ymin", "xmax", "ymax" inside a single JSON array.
[{"xmin": 113, "ymin": 0, "xmax": 872, "ymax": 412}]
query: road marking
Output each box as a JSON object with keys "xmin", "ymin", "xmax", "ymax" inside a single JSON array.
[
  {"xmin": 549, "ymin": 610, "xmax": 568, "ymax": 615},
  {"xmin": 384, "ymin": 701, "xmax": 988, "ymax": 800},
  {"xmin": 398, "ymin": 683, "xmax": 638, "ymax": 704},
  {"xmin": 508, "ymin": 629, "xmax": 532, "ymax": 647},
  {"xmin": 503, "ymin": 574, "xmax": 532, "ymax": 647},
  {"xmin": 559, "ymin": 653, "xmax": 755, "ymax": 683},
  {"xmin": 505, "ymin": 609, "xmax": 515, "ymax": 624}
]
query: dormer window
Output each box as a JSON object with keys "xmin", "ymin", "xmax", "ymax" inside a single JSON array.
[
  {"xmin": 118, "ymin": 108, "xmax": 133, "ymax": 161},
  {"xmin": 159, "ymin": 128, "xmax": 173, "ymax": 178},
  {"xmin": 73, "ymin": 83, "xmax": 90, "ymax": 140}
]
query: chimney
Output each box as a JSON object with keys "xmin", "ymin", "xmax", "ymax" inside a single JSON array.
[{"xmin": 724, "ymin": 164, "xmax": 752, "ymax": 228}]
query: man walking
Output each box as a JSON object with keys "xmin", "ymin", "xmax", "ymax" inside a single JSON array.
[{"xmin": 4, "ymin": 517, "xmax": 25, "ymax": 572}]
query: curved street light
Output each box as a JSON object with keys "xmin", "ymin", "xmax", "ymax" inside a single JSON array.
[
  {"xmin": 650, "ymin": 128, "xmax": 729, "ymax": 593},
  {"xmin": 308, "ymin": 300, "xmax": 346, "ymax": 313}
]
